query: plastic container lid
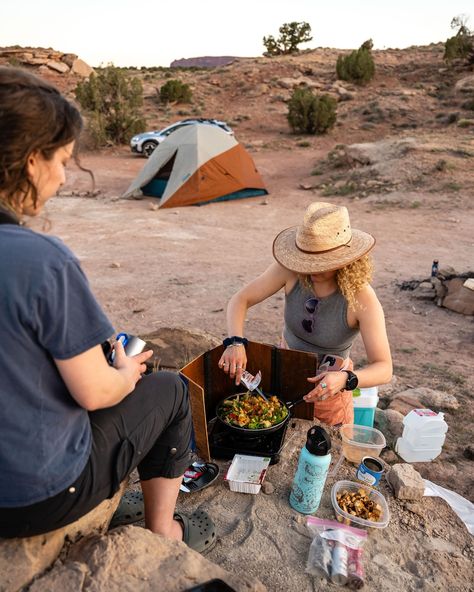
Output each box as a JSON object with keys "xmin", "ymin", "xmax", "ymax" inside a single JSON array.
[
  {"xmin": 353, "ymin": 386, "xmax": 379, "ymax": 408},
  {"xmin": 331, "ymin": 480, "xmax": 390, "ymax": 529},
  {"xmin": 402, "ymin": 409, "xmax": 448, "ymax": 434}
]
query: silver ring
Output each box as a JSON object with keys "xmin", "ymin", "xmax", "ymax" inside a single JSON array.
[
  {"xmin": 321, "ymin": 382, "xmax": 327, "ymax": 389},
  {"xmin": 223, "ymin": 362, "xmax": 228, "ymax": 366},
  {"xmin": 236, "ymin": 366, "xmax": 242, "ymax": 369}
]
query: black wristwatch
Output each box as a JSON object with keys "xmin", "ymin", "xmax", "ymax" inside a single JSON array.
[{"xmin": 343, "ymin": 370, "xmax": 359, "ymax": 391}]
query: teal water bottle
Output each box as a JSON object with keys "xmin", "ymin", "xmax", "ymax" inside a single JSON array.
[{"xmin": 289, "ymin": 426, "xmax": 331, "ymax": 514}]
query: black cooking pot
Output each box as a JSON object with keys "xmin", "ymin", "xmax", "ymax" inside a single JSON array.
[{"xmin": 215, "ymin": 392, "xmax": 306, "ymax": 435}]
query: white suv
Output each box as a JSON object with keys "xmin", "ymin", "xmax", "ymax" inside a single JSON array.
[{"xmin": 130, "ymin": 118, "xmax": 234, "ymax": 157}]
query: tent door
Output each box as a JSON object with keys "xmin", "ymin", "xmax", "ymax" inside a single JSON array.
[{"xmin": 142, "ymin": 151, "xmax": 177, "ymax": 198}]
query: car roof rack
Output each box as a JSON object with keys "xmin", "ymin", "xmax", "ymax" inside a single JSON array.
[{"xmin": 181, "ymin": 117, "xmax": 217, "ymax": 123}]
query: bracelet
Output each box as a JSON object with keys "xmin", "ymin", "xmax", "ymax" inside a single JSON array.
[{"xmin": 223, "ymin": 336, "xmax": 248, "ymax": 347}]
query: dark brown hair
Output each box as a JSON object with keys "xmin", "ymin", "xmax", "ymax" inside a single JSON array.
[{"xmin": 0, "ymin": 66, "xmax": 83, "ymax": 215}]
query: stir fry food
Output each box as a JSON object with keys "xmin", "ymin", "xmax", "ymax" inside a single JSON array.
[
  {"xmin": 219, "ymin": 393, "xmax": 288, "ymax": 429},
  {"xmin": 336, "ymin": 488, "xmax": 383, "ymax": 522}
]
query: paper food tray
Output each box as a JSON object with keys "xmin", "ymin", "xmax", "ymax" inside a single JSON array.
[{"xmin": 225, "ymin": 454, "xmax": 271, "ymax": 494}]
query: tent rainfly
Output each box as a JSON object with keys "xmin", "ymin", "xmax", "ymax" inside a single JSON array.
[{"xmin": 122, "ymin": 124, "xmax": 268, "ymax": 208}]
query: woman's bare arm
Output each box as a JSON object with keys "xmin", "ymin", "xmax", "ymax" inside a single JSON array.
[
  {"xmin": 222, "ymin": 262, "xmax": 295, "ymax": 382},
  {"xmin": 305, "ymin": 285, "xmax": 392, "ymax": 401},
  {"xmin": 55, "ymin": 341, "xmax": 153, "ymax": 411},
  {"xmin": 353, "ymin": 284, "xmax": 393, "ymax": 387},
  {"xmin": 226, "ymin": 262, "xmax": 295, "ymax": 337}
]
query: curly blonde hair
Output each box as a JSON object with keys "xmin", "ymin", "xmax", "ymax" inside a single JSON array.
[{"xmin": 300, "ymin": 254, "xmax": 373, "ymax": 310}]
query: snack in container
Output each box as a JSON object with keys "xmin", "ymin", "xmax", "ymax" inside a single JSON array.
[{"xmin": 331, "ymin": 480, "xmax": 390, "ymax": 529}]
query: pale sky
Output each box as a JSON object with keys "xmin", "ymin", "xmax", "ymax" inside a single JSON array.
[{"xmin": 2, "ymin": 1, "xmax": 472, "ymax": 67}]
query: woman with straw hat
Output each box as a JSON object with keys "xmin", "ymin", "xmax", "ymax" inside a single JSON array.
[{"xmin": 219, "ymin": 201, "xmax": 392, "ymax": 426}]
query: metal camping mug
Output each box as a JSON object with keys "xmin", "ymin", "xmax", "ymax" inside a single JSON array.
[
  {"xmin": 108, "ymin": 332, "xmax": 147, "ymax": 363},
  {"xmin": 356, "ymin": 456, "xmax": 384, "ymax": 487}
]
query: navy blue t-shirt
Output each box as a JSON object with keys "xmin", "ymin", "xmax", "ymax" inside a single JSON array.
[{"xmin": 0, "ymin": 225, "xmax": 114, "ymax": 506}]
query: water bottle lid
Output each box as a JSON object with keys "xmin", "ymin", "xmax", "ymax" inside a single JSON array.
[{"xmin": 305, "ymin": 426, "xmax": 331, "ymax": 455}]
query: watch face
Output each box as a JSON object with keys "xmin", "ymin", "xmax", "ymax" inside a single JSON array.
[{"xmin": 346, "ymin": 371, "xmax": 358, "ymax": 390}]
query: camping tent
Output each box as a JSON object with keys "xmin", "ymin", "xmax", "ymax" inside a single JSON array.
[{"xmin": 122, "ymin": 124, "xmax": 268, "ymax": 208}]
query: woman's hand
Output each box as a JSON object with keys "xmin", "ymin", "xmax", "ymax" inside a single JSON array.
[
  {"xmin": 112, "ymin": 340, "xmax": 153, "ymax": 392},
  {"xmin": 218, "ymin": 345, "xmax": 247, "ymax": 385},
  {"xmin": 304, "ymin": 371, "xmax": 348, "ymax": 402}
]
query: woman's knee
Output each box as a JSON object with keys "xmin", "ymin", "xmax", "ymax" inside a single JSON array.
[
  {"xmin": 143, "ymin": 371, "xmax": 189, "ymax": 420},
  {"xmin": 153, "ymin": 371, "xmax": 187, "ymax": 402}
]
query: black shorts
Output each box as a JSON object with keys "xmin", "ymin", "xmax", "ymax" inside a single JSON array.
[{"xmin": 0, "ymin": 371, "xmax": 193, "ymax": 538}]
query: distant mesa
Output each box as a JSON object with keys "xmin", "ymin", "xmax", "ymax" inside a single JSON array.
[{"xmin": 170, "ymin": 56, "xmax": 238, "ymax": 68}]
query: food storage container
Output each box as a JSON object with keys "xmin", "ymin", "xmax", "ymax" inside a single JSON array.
[
  {"xmin": 395, "ymin": 409, "xmax": 448, "ymax": 462},
  {"xmin": 331, "ymin": 480, "xmax": 390, "ymax": 529},
  {"xmin": 225, "ymin": 454, "xmax": 271, "ymax": 494},
  {"xmin": 340, "ymin": 424, "xmax": 386, "ymax": 464}
]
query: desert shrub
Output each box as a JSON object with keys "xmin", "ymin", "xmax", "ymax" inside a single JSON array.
[
  {"xmin": 263, "ymin": 22, "xmax": 312, "ymax": 56},
  {"xmin": 444, "ymin": 16, "xmax": 474, "ymax": 63},
  {"xmin": 458, "ymin": 118, "xmax": 474, "ymax": 128},
  {"xmin": 159, "ymin": 79, "xmax": 192, "ymax": 104},
  {"xmin": 461, "ymin": 99, "xmax": 474, "ymax": 110},
  {"xmin": 75, "ymin": 65, "xmax": 146, "ymax": 146},
  {"xmin": 287, "ymin": 88, "xmax": 337, "ymax": 134},
  {"xmin": 336, "ymin": 40, "xmax": 375, "ymax": 85}
]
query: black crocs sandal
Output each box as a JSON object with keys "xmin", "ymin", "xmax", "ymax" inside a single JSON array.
[
  {"xmin": 174, "ymin": 510, "xmax": 216, "ymax": 554},
  {"xmin": 109, "ymin": 490, "xmax": 144, "ymax": 528},
  {"xmin": 180, "ymin": 462, "xmax": 220, "ymax": 493}
]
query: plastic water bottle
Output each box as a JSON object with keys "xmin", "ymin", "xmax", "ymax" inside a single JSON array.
[
  {"xmin": 289, "ymin": 426, "xmax": 331, "ymax": 514},
  {"xmin": 431, "ymin": 259, "xmax": 439, "ymax": 278}
]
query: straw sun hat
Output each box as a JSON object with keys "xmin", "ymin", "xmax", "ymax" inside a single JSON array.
[{"xmin": 273, "ymin": 202, "xmax": 375, "ymax": 274}]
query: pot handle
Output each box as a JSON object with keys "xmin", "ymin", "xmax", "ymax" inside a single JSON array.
[{"xmin": 286, "ymin": 397, "xmax": 306, "ymax": 411}]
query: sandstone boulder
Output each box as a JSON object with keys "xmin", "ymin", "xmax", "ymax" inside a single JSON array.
[
  {"xmin": 442, "ymin": 277, "xmax": 474, "ymax": 315},
  {"xmin": 345, "ymin": 137, "xmax": 417, "ymax": 166},
  {"xmin": 454, "ymin": 75, "xmax": 474, "ymax": 95},
  {"xmin": 386, "ymin": 463, "xmax": 425, "ymax": 500},
  {"xmin": 388, "ymin": 387, "xmax": 459, "ymax": 413},
  {"xmin": 142, "ymin": 327, "xmax": 221, "ymax": 370},
  {"xmin": 46, "ymin": 60, "xmax": 69, "ymax": 74},
  {"xmin": 387, "ymin": 392, "xmax": 422, "ymax": 415},
  {"xmin": 71, "ymin": 58, "xmax": 94, "ymax": 78},
  {"xmin": 375, "ymin": 408, "xmax": 404, "ymax": 446},
  {"xmin": 0, "ymin": 484, "xmax": 124, "ymax": 592},
  {"xmin": 30, "ymin": 526, "xmax": 266, "ymax": 592},
  {"xmin": 411, "ymin": 281, "xmax": 435, "ymax": 300}
]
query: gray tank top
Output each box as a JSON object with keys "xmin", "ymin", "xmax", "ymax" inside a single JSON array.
[{"xmin": 283, "ymin": 281, "xmax": 359, "ymax": 358}]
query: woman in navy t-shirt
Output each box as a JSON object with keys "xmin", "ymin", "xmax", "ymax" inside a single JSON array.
[{"xmin": 0, "ymin": 67, "xmax": 215, "ymax": 554}]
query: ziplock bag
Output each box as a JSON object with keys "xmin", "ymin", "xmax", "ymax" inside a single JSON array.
[{"xmin": 306, "ymin": 517, "xmax": 367, "ymax": 589}]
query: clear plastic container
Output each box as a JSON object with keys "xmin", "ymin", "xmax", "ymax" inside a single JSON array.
[
  {"xmin": 331, "ymin": 480, "xmax": 390, "ymax": 529},
  {"xmin": 340, "ymin": 424, "xmax": 386, "ymax": 465},
  {"xmin": 353, "ymin": 387, "xmax": 379, "ymax": 428}
]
